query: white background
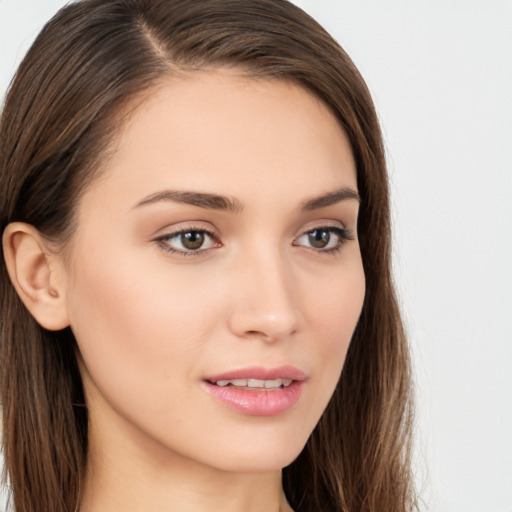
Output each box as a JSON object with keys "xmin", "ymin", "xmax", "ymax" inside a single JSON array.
[{"xmin": 1, "ymin": 1, "xmax": 511, "ymax": 511}]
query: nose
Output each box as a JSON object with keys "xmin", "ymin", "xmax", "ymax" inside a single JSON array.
[{"xmin": 227, "ymin": 246, "xmax": 301, "ymax": 343}]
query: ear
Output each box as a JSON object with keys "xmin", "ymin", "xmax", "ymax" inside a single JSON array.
[{"xmin": 2, "ymin": 222, "xmax": 70, "ymax": 330}]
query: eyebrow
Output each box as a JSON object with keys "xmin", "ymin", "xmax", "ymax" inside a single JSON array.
[
  {"xmin": 133, "ymin": 186, "xmax": 360, "ymax": 213},
  {"xmin": 300, "ymin": 187, "xmax": 360, "ymax": 210},
  {"xmin": 133, "ymin": 190, "xmax": 244, "ymax": 213}
]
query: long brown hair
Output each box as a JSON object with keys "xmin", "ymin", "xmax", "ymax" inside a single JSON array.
[{"xmin": 0, "ymin": 1, "xmax": 416, "ymax": 511}]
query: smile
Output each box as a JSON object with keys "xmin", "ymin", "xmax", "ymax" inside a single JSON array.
[
  {"xmin": 203, "ymin": 366, "xmax": 306, "ymax": 416},
  {"xmin": 213, "ymin": 378, "xmax": 293, "ymax": 390}
]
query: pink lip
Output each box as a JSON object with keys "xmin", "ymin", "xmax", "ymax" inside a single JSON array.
[
  {"xmin": 205, "ymin": 365, "xmax": 306, "ymax": 383},
  {"xmin": 203, "ymin": 365, "xmax": 306, "ymax": 417}
]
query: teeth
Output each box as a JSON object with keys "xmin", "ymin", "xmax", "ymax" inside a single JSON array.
[
  {"xmin": 231, "ymin": 379, "xmax": 249, "ymax": 387},
  {"xmin": 214, "ymin": 378, "xmax": 293, "ymax": 389},
  {"xmin": 265, "ymin": 378, "xmax": 292, "ymax": 389},
  {"xmin": 247, "ymin": 379, "xmax": 265, "ymax": 388}
]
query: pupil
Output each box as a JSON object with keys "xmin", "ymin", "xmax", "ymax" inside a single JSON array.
[
  {"xmin": 309, "ymin": 230, "xmax": 330, "ymax": 248},
  {"xmin": 181, "ymin": 231, "xmax": 204, "ymax": 250}
]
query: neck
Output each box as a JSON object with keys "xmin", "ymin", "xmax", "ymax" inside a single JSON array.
[{"xmin": 80, "ymin": 455, "xmax": 289, "ymax": 512}]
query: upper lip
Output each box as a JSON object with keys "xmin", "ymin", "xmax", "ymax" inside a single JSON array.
[{"xmin": 205, "ymin": 365, "xmax": 307, "ymax": 383}]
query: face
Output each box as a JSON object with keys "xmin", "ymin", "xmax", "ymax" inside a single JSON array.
[{"xmin": 62, "ymin": 70, "xmax": 365, "ymax": 473}]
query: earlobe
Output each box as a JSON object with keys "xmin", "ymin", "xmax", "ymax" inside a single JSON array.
[{"xmin": 2, "ymin": 222, "xmax": 70, "ymax": 331}]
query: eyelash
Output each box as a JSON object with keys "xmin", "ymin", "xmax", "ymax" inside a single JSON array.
[
  {"xmin": 293, "ymin": 226, "xmax": 354, "ymax": 255},
  {"xmin": 154, "ymin": 225, "xmax": 354, "ymax": 257},
  {"xmin": 155, "ymin": 226, "xmax": 220, "ymax": 257}
]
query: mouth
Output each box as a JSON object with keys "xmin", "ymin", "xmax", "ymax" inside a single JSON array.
[
  {"xmin": 208, "ymin": 377, "xmax": 293, "ymax": 391},
  {"xmin": 203, "ymin": 366, "xmax": 306, "ymax": 416}
]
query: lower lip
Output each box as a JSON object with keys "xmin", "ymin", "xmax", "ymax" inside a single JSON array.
[{"xmin": 203, "ymin": 380, "xmax": 304, "ymax": 416}]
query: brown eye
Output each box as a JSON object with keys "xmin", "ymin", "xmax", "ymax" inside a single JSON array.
[
  {"xmin": 294, "ymin": 226, "xmax": 353, "ymax": 253},
  {"xmin": 157, "ymin": 228, "xmax": 219, "ymax": 255},
  {"xmin": 181, "ymin": 231, "xmax": 205, "ymax": 250},
  {"xmin": 308, "ymin": 229, "xmax": 330, "ymax": 248}
]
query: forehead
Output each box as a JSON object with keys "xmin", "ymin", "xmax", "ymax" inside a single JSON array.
[{"xmin": 79, "ymin": 69, "xmax": 357, "ymax": 217}]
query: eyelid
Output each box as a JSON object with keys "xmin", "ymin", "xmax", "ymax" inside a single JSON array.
[
  {"xmin": 152, "ymin": 223, "xmax": 221, "ymax": 256},
  {"xmin": 150, "ymin": 220, "xmax": 218, "ymax": 238},
  {"xmin": 293, "ymin": 222, "xmax": 355, "ymax": 253},
  {"xmin": 295, "ymin": 219, "xmax": 354, "ymax": 239},
  {"xmin": 298, "ymin": 218, "xmax": 346, "ymax": 232}
]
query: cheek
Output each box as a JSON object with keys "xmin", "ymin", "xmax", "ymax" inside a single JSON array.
[
  {"xmin": 65, "ymin": 247, "xmax": 230, "ymax": 461},
  {"xmin": 64, "ymin": 247, "xmax": 219, "ymax": 400},
  {"xmin": 306, "ymin": 256, "xmax": 365, "ymax": 346},
  {"xmin": 294, "ymin": 253, "xmax": 365, "ymax": 417},
  {"xmin": 307, "ymin": 257, "xmax": 365, "ymax": 387}
]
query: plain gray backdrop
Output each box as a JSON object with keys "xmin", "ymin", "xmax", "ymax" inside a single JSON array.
[{"xmin": 1, "ymin": 1, "xmax": 511, "ymax": 511}]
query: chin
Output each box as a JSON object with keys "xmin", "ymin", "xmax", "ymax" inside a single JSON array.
[{"xmin": 197, "ymin": 429, "xmax": 310, "ymax": 474}]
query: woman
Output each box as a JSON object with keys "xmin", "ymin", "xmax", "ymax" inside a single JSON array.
[{"xmin": 0, "ymin": 1, "xmax": 415, "ymax": 511}]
